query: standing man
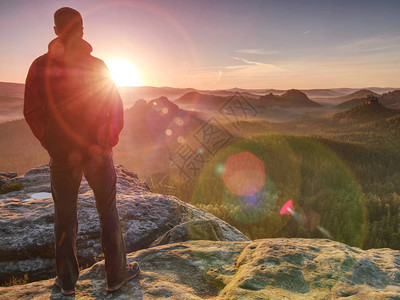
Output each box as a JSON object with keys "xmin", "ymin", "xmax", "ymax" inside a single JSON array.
[{"xmin": 24, "ymin": 7, "xmax": 139, "ymax": 295}]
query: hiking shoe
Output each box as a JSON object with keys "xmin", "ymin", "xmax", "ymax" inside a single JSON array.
[
  {"xmin": 106, "ymin": 261, "xmax": 140, "ymax": 292},
  {"xmin": 54, "ymin": 277, "xmax": 75, "ymax": 296}
]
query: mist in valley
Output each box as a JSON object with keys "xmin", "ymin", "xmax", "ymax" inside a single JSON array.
[{"xmin": 2, "ymin": 81, "xmax": 400, "ymax": 250}]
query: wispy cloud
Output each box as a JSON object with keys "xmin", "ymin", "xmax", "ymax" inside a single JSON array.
[
  {"xmin": 302, "ymin": 30, "xmax": 311, "ymax": 35},
  {"xmin": 179, "ymin": 54, "xmax": 400, "ymax": 89},
  {"xmin": 185, "ymin": 57, "xmax": 284, "ymax": 88},
  {"xmin": 181, "ymin": 34, "xmax": 400, "ymax": 89},
  {"xmin": 336, "ymin": 34, "xmax": 400, "ymax": 54},
  {"xmin": 231, "ymin": 56, "xmax": 282, "ymax": 70},
  {"xmin": 232, "ymin": 56, "xmax": 267, "ymax": 66},
  {"xmin": 236, "ymin": 48, "xmax": 279, "ymax": 55}
]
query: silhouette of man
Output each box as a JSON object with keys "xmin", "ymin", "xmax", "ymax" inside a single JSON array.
[{"xmin": 24, "ymin": 7, "xmax": 139, "ymax": 295}]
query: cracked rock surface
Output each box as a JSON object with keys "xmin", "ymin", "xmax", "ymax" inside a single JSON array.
[
  {"xmin": 0, "ymin": 165, "xmax": 248, "ymax": 283},
  {"xmin": 1, "ymin": 239, "xmax": 400, "ymax": 299}
]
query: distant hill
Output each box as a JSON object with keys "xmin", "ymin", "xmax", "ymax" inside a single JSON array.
[
  {"xmin": 176, "ymin": 89, "xmax": 323, "ymax": 111},
  {"xmin": 301, "ymin": 89, "xmax": 345, "ymax": 98},
  {"xmin": 124, "ymin": 96, "xmax": 204, "ymax": 144},
  {"xmin": 335, "ymin": 97, "xmax": 365, "ymax": 110},
  {"xmin": 0, "ymin": 96, "xmax": 23, "ymax": 122},
  {"xmin": 202, "ymin": 89, "xmax": 260, "ymax": 99},
  {"xmin": 120, "ymin": 96, "xmax": 209, "ymax": 176},
  {"xmin": 175, "ymin": 91, "xmax": 228, "ymax": 109},
  {"xmin": 366, "ymin": 114, "xmax": 400, "ymax": 135},
  {"xmin": 2, "ymin": 81, "xmax": 399, "ymax": 110},
  {"xmin": 0, "ymin": 83, "xmax": 25, "ymax": 122},
  {"xmin": 117, "ymin": 86, "xmax": 197, "ymax": 108},
  {"xmin": 380, "ymin": 90, "xmax": 400, "ymax": 109},
  {"xmin": 334, "ymin": 97, "xmax": 398, "ymax": 122},
  {"xmin": 226, "ymin": 88, "xmax": 286, "ymax": 96},
  {"xmin": 258, "ymin": 89, "xmax": 321, "ymax": 108},
  {"xmin": 335, "ymin": 89, "xmax": 380, "ymax": 110},
  {"xmin": 336, "ymin": 90, "xmax": 400, "ymax": 110},
  {"xmin": 337, "ymin": 89, "xmax": 380, "ymax": 102},
  {"xmin": 0, "ymin": 82, "xmax": 24, "ymax": 98}
]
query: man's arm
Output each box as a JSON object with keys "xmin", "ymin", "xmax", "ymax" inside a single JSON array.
[{"xmin": 24, "ymin": 60, "xmax": 47, "ymax": 149}]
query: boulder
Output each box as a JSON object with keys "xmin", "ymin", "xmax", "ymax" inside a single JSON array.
[
  {"xmin": 0, "ymin": 172, "xmax": 17, "ymax": 189},
  {"xmin": 0, "ymin": 165, "xmax": 249, "ymax": 283},
  {"xmin": 0, "ymin": 175, "xmax": 8, "ymax": 187},
  {"xmin": 151, "ymin": 220, "xmax": 225, "ymax": 247},
  {"xmin": 0, "ymin": 239, "xmax": 399, "ymax": 299},
  {"xmin": 0, "ymin": 172, "xmax": 18, "ymax": 179}
]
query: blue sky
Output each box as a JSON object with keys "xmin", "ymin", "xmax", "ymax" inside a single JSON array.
[{"xmin": 1, "ymin": 0, "xmax": 399, "ymax": 89}]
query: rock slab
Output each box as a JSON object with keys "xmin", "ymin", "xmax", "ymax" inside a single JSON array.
[
  {"xmin": 0, "ymin": 238, "xmax": 400, "ymax": 299},
  {"xmin": 0, "ymin": 165, "xmax": 248, "ymax": 283}
]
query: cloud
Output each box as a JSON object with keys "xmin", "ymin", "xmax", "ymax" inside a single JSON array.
[
  {"xmin": 336, "ymin": 34, "xmax": 400, "ymax": 54},
  {"xmin": 231, "ymin": 56, "xmax": 282, "ymax": 70},
  {"xmin": 180, "ymin": 36, "xmax": 400, "ymax": 89},
  {"xmin": 302, "ymin": 30, "xmax": 311, "ymax": 35},
  {"xmin": 236, "ymin": 48, "xmax": 279, "ymax": 55},
  {"xmin": 181, "ymin": 57, "xmax": 285, "ymax": 89},
  {"xmin": 232, "ymin": 56, "xmax": 266, "ymax": 66},
  {"xmin": 175, "ymin": 53, "xmax": 400, "ymax": 89}
]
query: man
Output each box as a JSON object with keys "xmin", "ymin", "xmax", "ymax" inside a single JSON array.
[{"xmin": 24, "ymin": 7, "xmax": 139, "ymax": 295}]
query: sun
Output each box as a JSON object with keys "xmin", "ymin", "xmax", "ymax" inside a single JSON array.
[{"xmin": 105, "ymin": 58, "xmax": 143, "ymax": 87}]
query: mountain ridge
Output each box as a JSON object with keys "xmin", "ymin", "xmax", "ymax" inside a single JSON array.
[
  {"xmin": 334, "ymin": 97, "xmax": 399, "ymax": 122},
  {"xmin": 336, "ymin": 89, "xmax": 380, "ymax": 102},
  {"xmin": 258, "ymin": 89, "xmax": 321, "ymax": 108}
]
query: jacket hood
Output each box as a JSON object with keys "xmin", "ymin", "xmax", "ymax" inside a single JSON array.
[{"xmin": 48, "ymin": 36, "xmax": 93, "ymax": 61}]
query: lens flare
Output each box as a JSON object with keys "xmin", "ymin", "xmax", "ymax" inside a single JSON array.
[
  {"xmin": 145, "ymin": 97, "xmax": 192, "ymax": 142},
  {"xmin": 280, "ymin": 199, "xmax": 333, "ymax": 239},
  {"xmin": 192, "ymin": 135, "xmax": 364, "ymax": 245},
  {"xmin": 280, "ymin": 199, "xmax": 294, "ymax": 215},
  {"xmin": 222, "ymin": 152, "xmax": 265, "ymax": 196},
  {"xmin": 177, "ymin": 136, "xmax": 185, "ymax": 143},
  {"xmin": 317, "ymin": 226, "xmax": 333, "ymax": 239},
  {"xmin": 215, "ymin": 163, "xmax": 224, "ymax": 174},
  {"xmin": 174, "ymin": 117, "xmax": 184, "ymax": 126}
]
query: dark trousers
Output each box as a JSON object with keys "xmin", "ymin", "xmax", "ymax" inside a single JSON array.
[{"xmin": 50, "ymin": 150, "xmax": 127, "ymax": 290}]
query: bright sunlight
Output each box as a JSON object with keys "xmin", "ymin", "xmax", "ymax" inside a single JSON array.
[{"xmin": 105, "ymin": 58, "xmax": 143, "ymax": 86}]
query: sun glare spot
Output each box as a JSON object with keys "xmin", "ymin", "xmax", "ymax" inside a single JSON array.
[
  {"xmin": 173, "ymin": 117, "xmax": 184, "ymax": 126},
  {"xmin": 280, "ymin": 200, "xmax": 294, "ymax": 215},
  {"xmin": 106, "ymin": 58, "xmax": 143, "ymax": 87},
  {"xmin": 215, "ymin": 163, "xmax": 224, "ymax": 174},
  {"xmin": 222, "ymin": 152, "xmax": 265, "ymax": 196}
]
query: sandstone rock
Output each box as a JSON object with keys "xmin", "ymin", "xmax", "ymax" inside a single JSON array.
[
  {"xmin": 0, "ymin": 172, "xmax": 17, "ymax": 189},
  {"xmin": 0, "ymin": 175, "xmax": 8, "ymax": 187},
  {"xmin": 0, "ymin": 239, "xmax": 399, "ymax": 299},
  {"xmin": 0, "ymin": 165, "xmax": 248, "ymax": 283},
  {"xmin": 0, "ymin": 172, "xmax": 18, "ymax": 179},
  {"xmin": 151, "ymin": 220, "xmax": 225, "ymax": 247}
]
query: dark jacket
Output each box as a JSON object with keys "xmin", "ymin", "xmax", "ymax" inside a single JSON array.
[{"xmin": 24, "ymin": 35, "xmax": 123, "ymax": 161}]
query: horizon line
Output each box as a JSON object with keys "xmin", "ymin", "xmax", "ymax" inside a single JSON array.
[{"xmin": 1, "ymin": 81, "xmax": 399, "ymax": 91}]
